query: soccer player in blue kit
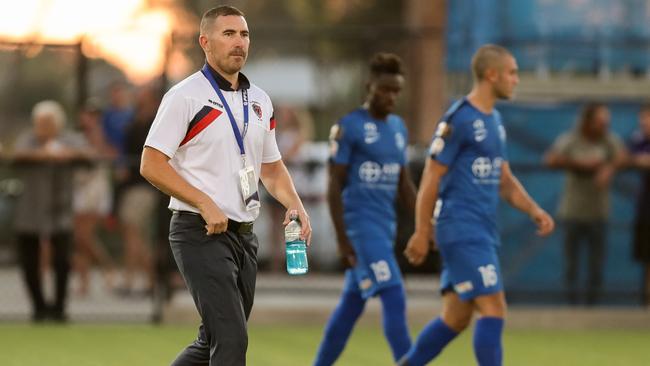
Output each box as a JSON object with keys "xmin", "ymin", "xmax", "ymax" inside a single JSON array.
[
  {"xmin": 313, "ymin": 53, "xmax": 417, "ymax": 365},
  {"xmin": 399, "ymin": 45, "xmax": 555, "ymax": 366}
]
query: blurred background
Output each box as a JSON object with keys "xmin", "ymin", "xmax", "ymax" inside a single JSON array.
[{"xmin": 0, "ymin": 0, "xmax": 650, "ymax": 364}]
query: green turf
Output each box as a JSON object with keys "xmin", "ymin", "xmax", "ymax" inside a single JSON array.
[{"xmin": 0, "ymin": 324, "xmax": 649, "ymax": 365}]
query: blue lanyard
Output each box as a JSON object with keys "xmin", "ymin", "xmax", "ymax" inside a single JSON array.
[{"xmin": 200, "ymin": 64, "xmax": 249, "ymax": 156}]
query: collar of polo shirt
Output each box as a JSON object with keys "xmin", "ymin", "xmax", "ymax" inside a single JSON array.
[{"xmin": 206, "ymin": 64, "xmax": 251, "ymax": 91}]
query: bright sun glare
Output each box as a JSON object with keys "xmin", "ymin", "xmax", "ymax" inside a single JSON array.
[{"xmin": 0, "ymin": 0, "xmax": 191, "ymax": 83}]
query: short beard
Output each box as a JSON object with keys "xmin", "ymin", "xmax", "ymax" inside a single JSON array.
[{"xmin": 217, "ymin": 58, "xmax": 245, "ymax": 75}]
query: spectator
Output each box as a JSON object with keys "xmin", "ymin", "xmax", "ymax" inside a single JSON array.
[
  {"xmin": 72, "ymin": 102, "xmax": 117, "ymax": 296},
  {"xmin": 102, "ymin": 81, "xmax": 133, "ymax": 155},
  {"xmin": 12, "ymin": 100, "xmax": 89, "ymax": 322},
  {"xmin": 545, "ymin": 102, "xmax": 625, "ymax": 305},
  {"xmin": 115, "ymin": 86, "xmax": 161, "ymax": 295},
  {"xmin": 627, "ymin": 103, "xmax": 650, "ymax": 306}
]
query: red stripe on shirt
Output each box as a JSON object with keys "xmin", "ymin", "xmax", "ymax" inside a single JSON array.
[
  {"xmin": 270, "ymin": 117, "xmax": 276, "ymax": 130},
  {"xmin": 179, "ymin": 109, "xmax": 222, "ymax": 147}
]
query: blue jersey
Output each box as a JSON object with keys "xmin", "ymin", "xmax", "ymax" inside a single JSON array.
[
  {"xmin": 429, "ymin": 98, "xmax": 508, "ymax": 244},
  {"xmin": 330, "ymin": 108, "xmax": 408, "ymax": 235},
  {"xmin": 330, "ymin": 108, "xmax": 408, "ymax": 298}
]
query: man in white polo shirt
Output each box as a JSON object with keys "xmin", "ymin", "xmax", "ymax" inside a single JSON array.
[{"xmin": 140, "ymin": 5, "xmax": 312, "ymax": 365}]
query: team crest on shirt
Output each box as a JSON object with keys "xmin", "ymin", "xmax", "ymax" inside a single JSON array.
[
  {"xmin": 364, "ymin": 122, "xmax": 379, "ymax": 144},
  {"xmin": 473, "ymin": 119, "xmax": 487, "ymax": 142},
  {"xmin": 251, "ymin": 101, "xmax": 263, "ymax": 120}
]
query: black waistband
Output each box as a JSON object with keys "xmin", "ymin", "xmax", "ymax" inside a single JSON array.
[{"xmin": 172, "ymin": 210, "xmax": 254, "ymax": 234}]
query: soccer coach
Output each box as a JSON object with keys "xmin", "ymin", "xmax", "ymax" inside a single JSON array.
[{"xmin": 140, "ymin": 5, "xmax": 312, "ymax": 365}]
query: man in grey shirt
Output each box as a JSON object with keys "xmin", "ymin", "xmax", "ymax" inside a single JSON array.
[{"xmin": 545, "ymin": 102, "xmax": 625, "ymax": 305}]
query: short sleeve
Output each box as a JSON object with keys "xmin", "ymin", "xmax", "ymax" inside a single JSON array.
[
  {"xmin": 262, "ymin": 106, "xmax": 281, "ymax": 163},
  {"xmin": 144, "ymin": 89, "xmax": 191, "ymax": 159},
  {"xmin": 429, "ymin": 118, "xmax": 466, "ymax": 166},
  {"xmin": 400, "ymin": 120, "xmax": 409, "ymax": 166},
  {"xmin": 329, "ymin": 119, "xmax": 354, "ymax": 165},
  {"xmin": 549, "ymin": 132, "xmax": 574, "ymax": 156}
]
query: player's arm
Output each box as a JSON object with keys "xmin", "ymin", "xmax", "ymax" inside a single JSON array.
[
  {"xmin": 404, "ymin": 158, "xmax": 447, "ymax": 266},
  {"xmin": 398, "ymin": 167, "xmax": 417, "ymax": 215},
  {"xmin": 499, "ymin": 161, "xmax": 554, "ymax": 236},
  {"xmin": 260, "ymin": 159, "xmax": 311, "ymax": 244},
  {"xmin": 140, "ymin": 146, "xmax": 228, "ymax": 235},
  {"xmin": 327, "ymin": 162, "xmax": 355, "ymax": 268}
]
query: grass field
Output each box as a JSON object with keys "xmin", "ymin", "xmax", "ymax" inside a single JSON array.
[{"xmin": 1, "ymin": 324, "xmax": 649, "ymax": 365}]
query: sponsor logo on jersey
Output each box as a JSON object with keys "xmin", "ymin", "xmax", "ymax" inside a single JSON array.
[
  {"xmin": 359, "ymin": 161, "xmax": 382, "ymax": 183},
  {"xmin": 358, "ymin": 161, "xmax": 401, "ymax": 184},
  {"xmin": 471, "ymin": 157, "xmax": 503, "ymax": 184},
  {"xmin": 472, "ymin": 157, "xmax": 493, "ymax": 178}
]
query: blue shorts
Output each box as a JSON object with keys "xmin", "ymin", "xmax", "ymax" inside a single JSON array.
[
  {"xmin": 342, "ymin": 231, "xmax": 403, "ymax": 299},
  {"xmin": 438, "ymin": 239, "xmax": 503, "ymax": 301}
]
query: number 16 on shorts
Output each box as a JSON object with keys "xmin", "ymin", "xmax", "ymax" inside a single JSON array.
[{"xmin": 478, "ymin": 264, "xmax": 498, "ymax": 287}]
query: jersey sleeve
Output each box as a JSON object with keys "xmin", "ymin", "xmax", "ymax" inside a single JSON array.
[
  {"xmin": 262, "ymin": 102, "xmax": 282, "ymax": 163},
  {"xmin": 400, "ymin": 118, "xmax": 409, "ymax": 166},
  {"xmin": 429, "ymin": 115, "xmax": 466, "ymax": 167},
  {"xmin": 144, "ymin": 88, "xmax": 191, "ymax": 159},
  {"xmin": 329, "ymin": 118, "xmax": 354, "ymax": 165},
  {"xmin": 496, "ymin": 112, "xmax": 509, "ymax": 161}
]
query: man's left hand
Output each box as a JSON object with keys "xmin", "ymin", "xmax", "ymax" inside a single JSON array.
[{"xmin": 283, "ymin": 208, "xmax": 312, "ymax": 246}]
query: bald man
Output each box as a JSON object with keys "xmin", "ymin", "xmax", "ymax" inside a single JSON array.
[{"xmin": 398, "ymin": 45, "xmax": 555, "ymax": 366}]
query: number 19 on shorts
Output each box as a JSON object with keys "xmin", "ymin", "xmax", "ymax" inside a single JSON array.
[
  {"xmin": 478, "ymin": 264, "xmax": 498, "ymax": 287},
  {"xmin": 370, "ymin": 260, "xmax": 392, "ymax": 283}
]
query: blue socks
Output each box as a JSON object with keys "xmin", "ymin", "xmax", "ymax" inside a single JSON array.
[
  {"xmin": 313, "ymin": 290, "xmax": 366, "ymax": 366},
  {"xmin": 378, "ymin": 285, "xmax": 412, "ymax": 361},
  {"xmin": 473, "ymin": 317, "xmax": 504, "ymax": 366},
  {"xmin": 402, "ymin": 317, "xmax": 458, "ymax": 366},
  {"xmin": 313, "ymin": 286, "xmax": 411, "ymax": 366}
]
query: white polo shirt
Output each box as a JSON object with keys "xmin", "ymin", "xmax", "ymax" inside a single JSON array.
[{"xmin": 144, "ymin": 66, "xmax": 281, "ymax": 222}]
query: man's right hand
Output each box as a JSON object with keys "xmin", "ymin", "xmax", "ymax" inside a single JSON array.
[
  {"xmin": 404, "ymin": 231, "xmax": 431, "ymax": 266},
  {"xmin": 197, "ymin": 199, "xmax": 228, "ymax": 235},
  {"xmin": 338, "ymin": 239, "xmax": 356, "ymax": 269}
]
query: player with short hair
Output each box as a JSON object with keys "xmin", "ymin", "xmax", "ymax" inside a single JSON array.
[
  {"xmin": 313, "ymin": 53, "xmax": 417, "ymax": 365},
  {"xmin": 399, "ymin": 45, "xmax": 555, "ymax": 366}
]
